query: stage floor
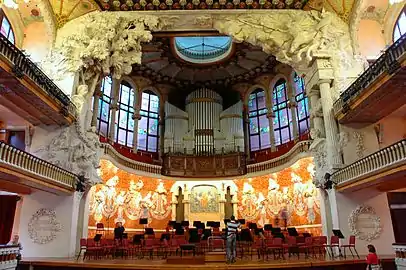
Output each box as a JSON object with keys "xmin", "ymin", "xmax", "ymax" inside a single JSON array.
[{"xmin": 20, "ymin": 255, "xmax": 396, "ymax": 270}]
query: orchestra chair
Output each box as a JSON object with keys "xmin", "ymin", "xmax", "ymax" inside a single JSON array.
[
  {"xmin": 76, "ymin": 238, "xmax": 87, "ymax": 260},
  {"xmin": 96, "ymin": 223, "xmax": 105, "ymax": 236},
  {"xmin": 340, "ymin": 235, "xmax": 360, "ymax": 258}
]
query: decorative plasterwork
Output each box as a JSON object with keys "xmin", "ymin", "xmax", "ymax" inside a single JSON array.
[
  {"xmin": 94, "ymin": 0, "xmax": 309, "ymax": 11},
  {"xmin": 361, "ymin": 6, "xmax": 387, "ymax": 24},
  {"xmin": 28, "ymin": 208, "xmax": 62, "ymax": 244},
  {"xmin": 353, "ymin": 131, "xmax": 365, "ymax": 159},
  {"xmin": 37, "ymin": 0, "xmax": 57, "ymax": 47},
  {"xmin": 348, "ymin": 205, "xmax": 382, "ymax": 242}
]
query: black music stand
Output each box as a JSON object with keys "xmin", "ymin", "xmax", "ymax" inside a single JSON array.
[
  {"xmin": 140, "ymin": 218, "xmax": 148, "ymax": 225},
  {"xmin": 202, "ymin": 229, "xmax": 212, "ymax": 240},
  {"xmin": 207, "ymin": 221, "xmax": 215, "ymax": 227},
  {"xmin": 193, "ymin": 221, "xmax": 201, "ymax": 227},
  {"xmin": 248, "ymin": 223, "xmax": 257, "ymax": 230},
  {"xmin": 212, "ymin": 222, "xmax": 221, "ymax": 228},
  {"xmin": 333, "ymin": 229, "xmax": 345, "ymax": 239},
  {"xmin": 264, "ymin": 224, "xmax": 273, "ymax": 231},
  {"xmin": 168, "ymin": 221, "xmax": 176, "ymax": 227},
  {"xmin": 287, "ymin": 227, "xmax": 299, "ymax": 237},
  {"xmin": 145, "ymin": 228, "xmax": 154, "ymax": 235},
  {"xmin": 181, "ymin": 221, "xmax": 190, "ymax": 227},
  {"xmin": 240, "ymin": 228, "xmax": 253, "ymax": 242},
  {"xmin": 238, "ymin": 219, "xmax": 246, "ymax": 225},
  {"xmin": 255, "ymin": 228, "xmax": 264, "ymax": 236},
  {"xmin": 188, "ymin": 228, "xmax": 200, "ymax": 243},
  {"xmin": 175, "ymin": 228, "xmax": 185, "ymax": 235},
  {"xmin": 94, "ymin": 234, "xmax": 102, "ymax": 242}
]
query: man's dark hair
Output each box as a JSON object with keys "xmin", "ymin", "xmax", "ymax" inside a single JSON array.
[{"xmin": 230, "ymin": 215, "xmax": 235, "ymax": 221}]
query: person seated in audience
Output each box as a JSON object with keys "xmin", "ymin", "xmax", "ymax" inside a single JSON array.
[
  {"xmin": 366, "ymin": 245, "xmax": 380, "ymax": 270},
  {"xmin": 8, "ymin": 235, "xmax": 22, "ymax": 260},
  {"xmin": 114, "ymin": 222, "xmax": 125, "ymax": 240}
]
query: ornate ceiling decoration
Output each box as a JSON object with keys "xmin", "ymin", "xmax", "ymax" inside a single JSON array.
[
  {"xmin": 49, "ymin": 0, "xmax": 99, "ymax": 28},
  {"xmin": 135, "ymin": 36, "xmax": 279, "ymax": 88},
  {"xmin": 95, "ymin": 0, "xmax": 310, "ymax": 11}
]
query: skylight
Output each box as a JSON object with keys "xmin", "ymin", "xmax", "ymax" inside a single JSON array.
[{"xmin": 173, "ymin": 36, "xmax": 233, "ymax": 64}]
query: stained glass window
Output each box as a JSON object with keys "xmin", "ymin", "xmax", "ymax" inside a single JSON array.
[
  {"xmin": 0, "ymin": 10, "xmax": 15, "ymax": 44},
  {"xmin": 96, "ymin": 77, "xmax": 112, "ymax": 137},
  {"xmin": 248, "ymin": 89, "xmax": 270, "ymax": 151},
  {"xmin": 294, "ymin": 74, "xmax": 310, "ymax": 135},
  {"xmin": 272, "ymin": 79, "xmax": 293, "ymax": 145},
  {"xmin": 393, "ymin": 9, "xmax": 406, "ymax": 42},
  {"xmin": 115, "ymin": 81, "xmax": 135, "ymax": 148},
  {"xmin": 174, "ymin": 36, "xmax": 233, "ymax": 64},
  {"xmin": 138, "ymin": 91, "xmax": 159, "ymax": 152}
]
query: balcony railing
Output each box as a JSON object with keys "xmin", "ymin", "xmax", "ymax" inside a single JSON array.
[
  {"xmin": 333, "ymin": 33, "xmax": 406, "ymax": 116},
  {"xmin": 393, "ymin": 243, "xmax": 406, "ymax": 269},
  {"xmin": 102, "ymin": 143, "xmax": 162, "ymax": 175},
  {"xmin": 0, "ymin": 245, "xmax": 19, "ymax": 270},
  {"xmin": 331, "ymin": 139, "xmax": 406, "ymax": 187},
  {"xmin": 0, "ymin": 142, "xmax": 78, "ymax": 190},
  {"xmin": 0, "ymin": 34, "xmax": 76, "ymax": 117},
  {"xmin": 247, "ymin": 140, "xmax": 312, "ymax": 174}
]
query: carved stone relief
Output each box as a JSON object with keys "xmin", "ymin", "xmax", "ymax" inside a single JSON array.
[
  {"xmin": 348, "ymin": 205, "xmax": 382, "ymax": 242},
  {"xmin": 28, "ymin": 208, "xmax": 62, "ymax": 245},
  {"xmin": 353, "ymin": 131, "xmax": 365, "ymax": 159}
]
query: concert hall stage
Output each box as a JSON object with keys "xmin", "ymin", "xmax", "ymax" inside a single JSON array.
[{"xmin": 20, "ymin": 256, "xmax": 396, "ymax": 270}]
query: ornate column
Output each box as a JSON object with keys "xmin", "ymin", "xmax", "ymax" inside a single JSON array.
[
  {"xmin": 171, "ymin": 193, "xmax": 177, "ymax": 221},
  {"xmin": 132, "ymin": 91, "xmax": 141, "ymax": 152},
  {"xmin": 231, "ymin": 197, "xmax": 238, "ymax": 218},
  {"xmin": 242, "ymin": 104, "xmax": 251, "ymax": 160},
  {"xmin": 158, "ymin": 95, "xmax": 166, "ymax": 161},
  {"xmin": 108, "ymin": 79, "xmax": 120, "ymax": 142},
  {"xmin": 318, "ymin": 78, "xmax": 342, "ymax": 169},
  {"xmin": 307, "ymin": 89, "xmax": 325, "ymax": 139},
  {"xmin": 183, "ymin": 185, "xmax": 190, "ymax": 221},
  {"xmin": 91, "ymin": 86, "xmax": 102, "ymax": 127},
  {"xmin": 286, "ymin": 79, "xmax": 299, "ymax": 139}
]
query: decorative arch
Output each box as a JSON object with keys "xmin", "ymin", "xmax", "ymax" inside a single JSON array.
[
  {"xmin": 248, "ymin": 87, "xmax": 270, "ymax": 151},
  {"xmin": 393, "ymin": 7, "xmax": 406, "ymax": 42},
  {"xmin": 384, "ymin": 3, "xmax": 406, "ymax": 44},
  {"xmin": 138, "ymin": 88, "xmax": 160, "ymax": 153},
  {"xmin": 244, "ymin": 84, "xmax": 269, "ymax": 106},
  {"xmin": 115, "ymin": 79, "xmax": 136, "ymax": 148},
  {"xmin": 272, "ymin": 78, "xmax": 293, "ymax": 146},
  {"xmin": 269, "ymin": 74, "xmax": 290, "ymax": 98}
]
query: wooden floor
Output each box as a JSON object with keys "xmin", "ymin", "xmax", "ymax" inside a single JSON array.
[{"xmin": 20, "ymin": 255, "xmax": 396, "ymax": 270}]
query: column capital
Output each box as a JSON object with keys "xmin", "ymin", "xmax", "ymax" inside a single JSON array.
[
  {"xmin": 318, "ymin": 79, "xmax": 333, "ymax": 86},
  {"xmin": 306, "ymin": 88, "xmax": 320, "ymax": 97}
]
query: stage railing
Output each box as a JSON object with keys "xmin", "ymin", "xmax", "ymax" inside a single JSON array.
[
  {"xmin": 102, "ymin": 143, "xmax": 162, "ymax": 175},
  {"xmin": 0, "ymin": 141, "xmax": 78, "ymax": 189},
  {"xmin": 247, "ymin": 140, "xmax": 312, "ymax": 174},
  {"xmin": 393, "ymin": 243, "xmax": 406, "ymax": 269},
  {"xmin": 333, "ymin": 33, "xmax": 406, "ymax": 116},
  {"xmin": 0, "ymin": 245, "xmax": 19, "ymax": 269},
  {"xmin": 331, "ymin": 139, "xmax": 406, "ymax": 187},
  {"xmin": 0, "ymin": 34, "xmax": 76, "ymax": 118}
]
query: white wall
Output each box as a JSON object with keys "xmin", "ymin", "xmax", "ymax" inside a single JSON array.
[
  {"xmin": 335, "ymin": 190, "xmax": 395, "ymax": 255},
  {"xmin": 18, "ymin": 190, "xmax": 78, "ymax": 258}
]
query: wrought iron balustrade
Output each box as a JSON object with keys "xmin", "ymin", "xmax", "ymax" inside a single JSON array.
[
  {"xmin": 333, "ymin": 33, "xmax": 406, "ymax": 116},
  {"xmin": 0, "ymin": 35, "xmax": 76, "ymax": 117},
  {"xmin": 331, "ymin": 139, "xmax": 406, "ymax": 187},
  {"xmin": 0, "ymin": 142, "xmax": 78, "ymax": 190}
]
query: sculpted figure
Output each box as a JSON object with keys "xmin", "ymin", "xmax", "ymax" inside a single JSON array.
[{"xmin": 71, "ymin": 85, "xmax": 89, "ymax": 114}]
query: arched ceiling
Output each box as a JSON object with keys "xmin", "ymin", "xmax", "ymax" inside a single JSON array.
[{"xmin": 135, "ymin": 35, "xmax": 279, "ymax": 88}]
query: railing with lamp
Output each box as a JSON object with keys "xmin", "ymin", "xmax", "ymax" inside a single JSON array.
[
  {"xmin": 0, "ymin": 141, "xmax": 78, "ymax": 190},
  {"xmin": 333, "ymin": 33, "xmax": 406, "ymax": 116},
  {"xmin": 0, "ymin": 34, "xmax": 76, "ymax": 118},
  {"xmin": 0, "ymin": 245, "xmax": 19, "ymax": 270},
  {"xmin": 331, "ymin": 139, "xmax": 406, "ymax": 187}
]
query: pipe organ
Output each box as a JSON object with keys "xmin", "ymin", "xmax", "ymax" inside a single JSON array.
[{"xmin": 164, "ymin": 88, "xmax": 244, "ymax": 155}]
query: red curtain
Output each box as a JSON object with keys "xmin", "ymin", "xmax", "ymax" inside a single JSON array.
[{"xmin": 0, "ymin": 195, "xmax": 18, "ymax": 244}]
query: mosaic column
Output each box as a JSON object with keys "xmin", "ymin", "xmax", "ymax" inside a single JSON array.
[
  {"xmin": 287, "ymin": 79, "xmax": 299, "ymax": 139},
  {"xmin": 265, "ymin": 89, "xmax": 277, "ymax": 151},
  {"xmin": 318, "ymin": 79, "xmax": 342, "ymax": 169},
  {"xmin": 108, "ymin": 79, "xmax": 120, "ymax": 142},
  {"xmin": 158, "ymin": 99, "xmax": 166, "ymax": 161},
  {"xmin": 91, "ymin": 87, "xmax": 102, "ymax": 127},
  {"xmin": 132, "ymin": 90, "xmax": 141, "ymax": 152},
  {"xmin": 307, "ymin": 89, "xmax": 325, "ymax": 138},
  {"xmin": 242, "ymin": 105, "xmax": 251, "ymax": 160}
]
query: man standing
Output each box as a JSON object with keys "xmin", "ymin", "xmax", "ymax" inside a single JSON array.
[{"xmin": 226, "ymin": 215, "xmax": 240, "ymax": 264}]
